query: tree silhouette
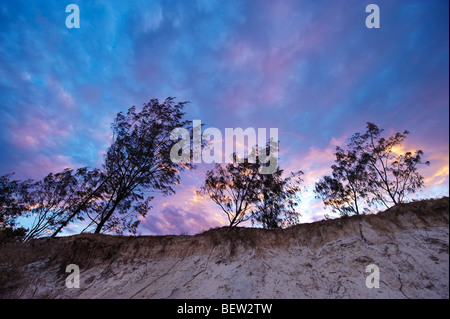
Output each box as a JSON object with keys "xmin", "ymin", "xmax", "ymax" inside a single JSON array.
[
  {"xmin": 0, "ymin": 174, "xmax": 30, "ymax": 230},
  {"xmin": 85, "ymin": 97, "xmax": 195, "ymax": 234},
  {"xmin": 0, "ymin": 168, "xmax": 103, "ymax": 241},
  {"xmin": 353, "ymin": 123, "xmax": 430, "ymax": 207},
  {"xmin": 197, "ymin": 155, "xmax": 260, "ymax": 227},
  {"xmin": 315, "ymin": 122, "xmax": 430, "ymax": 217},
  {"xmin": 15, "ymin": 97, "xmax": 197, "ymax": 237},
  {"xmin": 252, "ymin": 170, "xmax": 304, "ymax": 229},
  {"xmin": 198, "ymin": 143, "xmax": 303, "ymax": 228},
  {"xmin": 50, "ymin": 167, "xmax": 105, "ymax": 237},
  {"xmin": 22, "ymin": 169, "xmax": 80, "ymax": 241},
  {"xmin": 315, "ymin": 146, "xmax": 370, "ymax": 216}
]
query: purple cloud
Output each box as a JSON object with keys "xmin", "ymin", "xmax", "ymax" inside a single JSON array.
[{"xmin": 0, "ymin": 0, "xmax": 448, "ymax": 234}]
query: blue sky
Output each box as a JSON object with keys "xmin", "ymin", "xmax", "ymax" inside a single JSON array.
[{"xmin": 0, "ymin": 0, "xmax": 448, "ymax": 235}]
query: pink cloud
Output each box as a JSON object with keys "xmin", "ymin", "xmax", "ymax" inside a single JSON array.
[
  {"xmin": 140, "ymin": 183, "xmax": 229, "ymax": 235},
  {"xmin": 10, "ymin": 153, "xmax": 78, "ymax": 180}
]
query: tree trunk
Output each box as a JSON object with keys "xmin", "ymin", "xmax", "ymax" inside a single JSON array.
[{"xmin": 94, "ymin": 197, "xmax": 122, "ymax": 233}]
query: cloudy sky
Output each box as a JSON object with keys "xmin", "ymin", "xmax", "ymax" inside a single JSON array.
[{"xmin": 1, "ymin": 0, "xmax": 448, "ymax": 235}]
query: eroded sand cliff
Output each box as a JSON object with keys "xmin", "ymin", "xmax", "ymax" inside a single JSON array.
[{"xmin": 0, "ymin": 197, "xmax": 448, "ymax": 299}]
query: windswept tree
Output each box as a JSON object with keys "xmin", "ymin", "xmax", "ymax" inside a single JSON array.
[
  {"xmin": 3, "ymin": 98, "xmax": 196, "ymax": 237},
  {"xmin": 22, "ymin": 169, "xmax": 80, "ymax": 241},
  {"xmin": 252, "ymin": 170, "xmax": 304, "ymax": 229},
  {"xmin": 0, "ymin": 171, "xmax": 88, "ymax": 241},
  {"xmin": 51, "ymin": 167, "xmax": 105, "ymax": 237},
  {"xmin": 0, "ymin": 168, "xmax": 101, "ymax": 241},
  {"xmin": 84, "ymin": 97, "xmax": 195, "ymax": 234},
  {"xmin": 198, "ymin": 143, "xmax": 303, "ymax": 228},
  {"xmin": 315, "ymin": 122, "xmax": 430, "ymax": 217},
  {"xmin": 197, "ymin": 156, "xmax": 260, "ymax": 227},
  {"xmin": 0, "ymin": 174, "xmax": 31, "ymax": 230},
  {"xmin": 353, "ymin": 122, "xmax": 430, "ymax": 207},
  {"xmin": 49, "ymin": 98, "xmax": 196, "ymax": 237},
  {"xmin": 315, "ymin": 146, "xmax": 370, "ymax": 216}
]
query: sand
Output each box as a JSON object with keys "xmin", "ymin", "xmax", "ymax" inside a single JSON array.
[{"xmin": 1, "ymin": 197, "xmax": 448, "ymax": 299}]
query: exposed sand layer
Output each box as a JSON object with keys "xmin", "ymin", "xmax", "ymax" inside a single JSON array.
[{"xmin": 0, "ymin": 197, "xmax": 448, "ymax": 299}]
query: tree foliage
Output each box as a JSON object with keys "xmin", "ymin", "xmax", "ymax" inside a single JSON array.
[
  {"xmin": 0, "ymin": 174, "xmax": 30, "ymax": 230},
  {"xmin": 315, "ymin": 146, "xmax": 370, "ymax": 216},
  {"xmin": 353, "ymin": 122, "xmax": 430, "ymax": 207},
  {"xmin": 315, "ymin": 122, "xmax": 430, "ymax": 217},
  {"xmin": 198, "ymin": 145, "xmax": 304, "ymax": 228},
  {"xmin": 23, "ymin": 169, "xmax": 80, "ymax": 241},
  {"xmin": 252, "ymin": 170, "xmax": 304, "ymax": 229},
  {"xmin": 197, "ymin": 156, "xmax": 260, "ymax": 227},
  {"xmin": 1, "ymin": 97, "xmax": 195, "ymax": 238},
  {"xmin": 86, "ymin": 97, "xmax": 195, "ymax": 234}
]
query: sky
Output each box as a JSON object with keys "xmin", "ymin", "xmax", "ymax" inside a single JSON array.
[{"xmin": 0, "ymin": 0, "xmax": 448, "ymax": 236}]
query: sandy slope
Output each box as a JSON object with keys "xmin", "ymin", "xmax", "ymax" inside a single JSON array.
[{"xmin": 0, "ymin": 197, "xmax": 448, "ymax": 299}]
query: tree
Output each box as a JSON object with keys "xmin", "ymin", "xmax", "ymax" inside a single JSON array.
[
  {"xmin": 198, "ymin": 142, "xmax": 303, "ymax": 228},
  {"xmin": 1, "ymin": 170, "xmax": 97, "ymax": 241},
  {"xmin": 53, "ymin": 97, "xmax": 196, "ymax": 237},
  {"xmin": 0, "ymin": 174, "xmax": 30, "ymax": 230},
  {"xmin": 252, "ymin": 170, "xmax": 304, "ymax": 228},
  {"xmin": 50, "ymin": 168, "xmax": 110, "ymax": 237},
  {"xmin": 315, "ymin": 122, "xmax": 430, "ymax": 217},
  {"xmin": 354, "ymin": 123, "xmax": 430, "ymax": 207},
  {"xmin": 21, "ymin": 169, "xmax": 86, "ymax": 241},
  {"xmin": 3, "ymin": 98, "xmax": 197, "ymax": 237},
  {"xmin": 315, "ymin": 146, "xmax": 370, "ymax": 216},
  {"xmin": 197, "ymin": 155, "xmax": 260, "ymax": 227},
  {"xmin": 84, "ymin": 97, "xmax": 195, "ymax": 234}
]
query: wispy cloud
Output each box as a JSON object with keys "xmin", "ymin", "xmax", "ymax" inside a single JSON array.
[{"xmin": 1, "ymin": 0, "xmax": 448, "ymax": 234}]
